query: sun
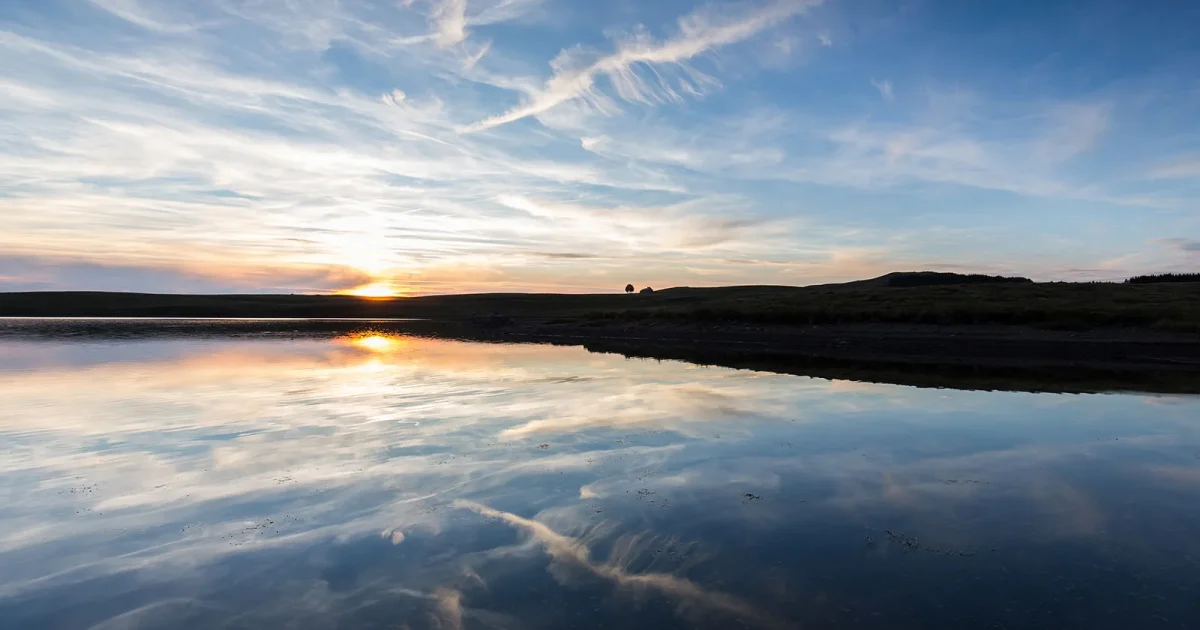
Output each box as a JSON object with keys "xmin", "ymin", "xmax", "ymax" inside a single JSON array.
[{"xmin": 343, "ymin": 282, "xmax": 399, "ymax": 298}]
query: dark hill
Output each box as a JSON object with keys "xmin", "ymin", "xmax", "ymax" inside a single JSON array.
[
  {"xmin": 833, "ymin": 271, "xmax": 1033, "ymax": 288},
  {"xmin": 0, "ymin": 273, "xmax": 1197, "ymax": 332}
]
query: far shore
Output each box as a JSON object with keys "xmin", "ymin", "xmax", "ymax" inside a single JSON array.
[
  {"xmin": 4, "ymin": 273, "xmax": 1198, "ymax": 393},
  {"xmin": 2, "ymin": 303, "xmax": 1199, "ymax": 395}
]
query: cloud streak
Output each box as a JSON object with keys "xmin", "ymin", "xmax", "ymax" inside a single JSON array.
[
  {"xmin": 86, "ymin": 0, "xmax": 197, "ymax": 33},
  {"xmin": 0, "ymin": 254, "xmax": 372, "ymax": 293},
  {"xmin": 1150, "ymin": 157, "xmax": 1200, "ymax": 180},
  {"xmin": 462, "ymin": 0, "xmax": 823, "ymax": 132},
  {"xmin": 454, "ymin": 500, "xmax": 787, "ymax": 629},
  {"xmin": 871, "ymin": 77, "xmax": 893, "ymax": 101},
  {"xmin": 1159, "ymin": 238, "xmax": 1200, "ymax": 254}
]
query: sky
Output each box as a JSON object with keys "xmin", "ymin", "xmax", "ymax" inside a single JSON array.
[{"xmin": 1, "ymin": 0, "xmax": 1198, "ymax": 295}]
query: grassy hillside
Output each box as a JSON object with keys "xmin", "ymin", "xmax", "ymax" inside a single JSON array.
[
  {"xmin": 1, "ymin": 274, "xmax": 1198, "ymax": 332},
  {"xmin": 827, "ymin": 271, "xmax": 1032, "ymax": 288},
  {"xmin": 601, "ymin": 282, "xmax": 1200, "ymax": 332}
]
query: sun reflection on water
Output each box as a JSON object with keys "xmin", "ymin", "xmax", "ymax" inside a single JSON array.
[{"xmin": 346, "ymin": 333, "xmax": 408, "ymax": 354}]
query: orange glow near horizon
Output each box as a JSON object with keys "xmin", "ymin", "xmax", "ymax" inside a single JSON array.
[{"xmin": 342, "ymin": 282, "xmax": 402, "ymax": 298}]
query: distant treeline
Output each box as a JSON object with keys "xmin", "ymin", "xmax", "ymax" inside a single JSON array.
[
  {"xmin": 1126, "ymin": 273, "xmax": 1200, "ymax": 285},
  {"xmin": 885, "ymin": 272, "xmax": 1033, "ymax": 288}
]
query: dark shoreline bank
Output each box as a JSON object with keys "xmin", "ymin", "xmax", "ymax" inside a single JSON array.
[
  {"xmin": 3, "ymin": 281, "xmax": 1199, "ymax": 332},
  {"xmin": 5, "ymin": 279, "xmax": 1199, "ymax": 393},
  {"xmin": 458, "ymin": 319, "xmax": 1200, "ymax": 394},
  {"xmin": 3, "ymin": 317, "xmax": 1198, "ymax": 395}
]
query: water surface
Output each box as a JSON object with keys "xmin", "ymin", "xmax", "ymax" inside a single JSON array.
[{"xmin": 2, "ymin": 323, "xmax": 1199, "ymax": 629}]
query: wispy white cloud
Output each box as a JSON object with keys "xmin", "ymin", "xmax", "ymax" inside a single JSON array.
[
  {"xmin": 462, "ymin": 0, "xmax": 824, "ymax": 132},
  {"xmin": 492, "ymin": 194, "xmax": 785, "ymax": 252},
  {"xmin": 1159, "ymin": 238, "xmax": 1200, "ymax": 254},
  {"xmin": 455, "ymin": 500, "xmax": 788, "ymax": 629},
  {"xmin": 1149, "ymin": 156, "xmax": 1200, "ymax": 179},
  {"xmin": 462, "ymin": 39, "xmax": 492, "ymax": 68},
  {"xmin": 396, "ymin": 0, "xmax": 548, "ymax": 51},
  {"xmin": 430, "ymin": 0, "xmax": 469, "ymax": 47},
  {"xmin": 871, "ymin": 77, "xmax": 893, "ymax": 101},
  {"xmin": 87, "ymin": 0, "xmax": 197, "ymax": 33},
  {"xmin": 796, "ymin": 98, "xmax": 1161, "ymax": 207},
  {"xmin": 0, "ymin": 254, "xmax": 372, "ymax": 293},
  {"xmin": 1034, "ymin": 102, "xmax": 1111, "ymax": 163},
  {"xmin": 469, "ymin": 0, "xmax": 547, "ymax": 25},
  {"xmin": 557, "ymin": 90, "xmax": 1168, "ymax": 211}
]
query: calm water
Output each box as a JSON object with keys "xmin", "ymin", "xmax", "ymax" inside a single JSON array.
[{"xmin": 2, "ymin": 323, "xmax": 1200, "ymax": 629}]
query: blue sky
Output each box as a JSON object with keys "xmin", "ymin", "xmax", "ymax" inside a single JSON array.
[{"xmin": 1, "ymin": 0, "xmax": 1198, "ymax": 294}]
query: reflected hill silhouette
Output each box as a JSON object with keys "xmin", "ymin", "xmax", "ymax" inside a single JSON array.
[{"xmin": 1, "ymin": 318, "xmax": 1197, "ymax": 395}]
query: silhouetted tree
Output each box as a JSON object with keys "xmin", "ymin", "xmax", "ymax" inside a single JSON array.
[
  {"xmin": 639, "ymin": 287, "xmax": 654, "ymax": 294},
  {"xmin": 625, "ymin": 284, "xmax": 635, "ymax": 294},
  {"xmin": 1126, "ymin": 272, "xmax": 1200, "ymax": 284},
  {"xmin": 884, "ymin": 272, "xmax": 1033, "ymax": 287}
]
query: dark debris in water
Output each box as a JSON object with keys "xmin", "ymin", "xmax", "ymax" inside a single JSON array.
[{"xmin": 880, "ymin": 529, "xmax": 976, "ymax": 557}]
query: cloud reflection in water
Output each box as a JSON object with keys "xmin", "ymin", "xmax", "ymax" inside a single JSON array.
[{"xmin": 1, "ymin": 333, "xmax": 1199, "ymax": 629}]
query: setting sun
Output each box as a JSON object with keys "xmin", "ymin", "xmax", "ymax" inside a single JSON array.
[{"xmin": 343, "ymin": 282, "xmax": 399, "ymax": 298}]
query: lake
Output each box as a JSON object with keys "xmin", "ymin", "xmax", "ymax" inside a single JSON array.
[{"xmin": 1, "ymin": 320, "xmax": 1199, "ymax": 629}]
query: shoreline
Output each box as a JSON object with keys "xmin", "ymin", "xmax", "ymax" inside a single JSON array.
[
  {"xmin": 3, "ymin": 316, "xmax": 1198, "ymax": 394},
  {"xmin": 469, "ymin": 319, "xmax": 1200, "ymax": 394}
]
